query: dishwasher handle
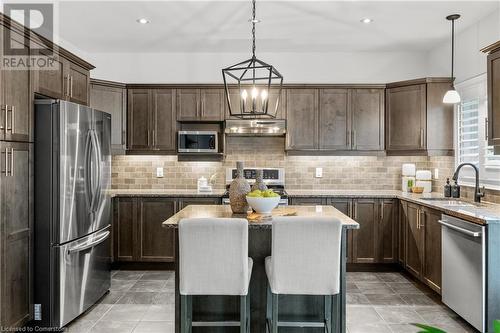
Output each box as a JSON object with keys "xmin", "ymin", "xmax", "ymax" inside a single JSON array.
[{"xmin": 438, "ymin": 220, "xmax": 482, "ymax": 238}]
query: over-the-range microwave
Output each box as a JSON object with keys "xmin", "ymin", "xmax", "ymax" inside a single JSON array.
[{"xmin": 178, "ymin": 131, "xmax": 218, "ymax": 153}]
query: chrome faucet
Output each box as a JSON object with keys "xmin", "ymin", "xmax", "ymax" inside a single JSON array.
[{"xmin": 452, "ymin": 163, "xmax": 485, "ymax": 203}]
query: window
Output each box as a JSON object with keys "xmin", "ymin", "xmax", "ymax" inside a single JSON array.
[{"xmin": 455, "ymin": 74, "xmax": 500, "ymax": 189}]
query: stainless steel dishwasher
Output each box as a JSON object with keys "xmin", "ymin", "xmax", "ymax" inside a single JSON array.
[{"xmin": 438, "ymin": 214, "xmax": 486, "ymax": 332}]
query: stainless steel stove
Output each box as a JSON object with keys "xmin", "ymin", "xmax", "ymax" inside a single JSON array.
[{"xmin": 222, "ymin": 167, "xmax": 288, "ymax": 206}]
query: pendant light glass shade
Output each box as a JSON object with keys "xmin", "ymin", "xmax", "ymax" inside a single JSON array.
[
  {"xmin": 222, "ymin": 0, "xmax": 283, "ymax": 119},
  {"xmin": 443, "ymin": 14, "xmax": 461, "ymax": 104},
  {"xmin": 443, "ymin": 89, "xmax": 461, "ymax": 104}
]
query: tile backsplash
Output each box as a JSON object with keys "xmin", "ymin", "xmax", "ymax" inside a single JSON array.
[{"xmin": 112, "ymin": 137, "xmax": 500, "ymax": 203}]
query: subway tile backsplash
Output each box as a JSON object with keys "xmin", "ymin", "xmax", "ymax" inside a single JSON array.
[{"xmin": 112, "ymin": 137, "xmax": 500, "ymax": 204}]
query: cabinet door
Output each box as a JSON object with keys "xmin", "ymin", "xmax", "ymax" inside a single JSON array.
[
  {"xmin": 200, "ymin": 89, "xmax": 224, "ymax": 121},
  {"xmin": 139, "ymin": 198, "xmax": 176, "ymax": 262},
  {"xmin": 177, "ymin": 197, "xmax": 221, "ymax": 211},
  {"xmin": 422, "ymin": 207, "xmax": 442, "ymax": 294},
  {"xmin": 152, "ymin": 89, "xmax": 176, "ymax": 151},
  {"xmin": 289, "ymin": 197, "xmax": 325, "ymax": 205},
  {"xmin": 0, "ymin": 142, "xmax": 32, "ymax": 327},
  {"xmin": 177, "ymin": 89, "xmax": 199, "ymax": 121},
  {"xmin": 127, "ymin": 89, "xmax": 151, "ymax": 150},
  {"xmin": 488, "ymin": 50, "xmax": 500, "ymax": 146},
  {"xmin": 33, "ymin": 50, "xmax": 66, "ymax": 100},
  {"xmin": 319, "ymin": 89, "xmax": 350, "ymax": 150},
  {"xmin": 386, "ymin": 84, "xmax": 426, "ymax": 151},
  {"xmin": 351, "ymin": 89, "xmax": 384, "ymax": 151},
  {"xmin": 286, "ymin": 89, "xmax": 318, "ymax": 150},
  {"xmin": 113, "ymin": 198, "xmax": 137, "ymax": 262},
  {"xmin": 329, "ymin": 198, "xmax": 353, "ymax": 263},
  {"xmin": 398, "ymin": 200, "xmax": 407, "ymax": 265},
  {"xmin": 404, "ymin": 202, "xmax": 423, "ymax": 278},
  {"xmin": 90, "ymin": 84, "xmax": 127, "ymax": 153},
  {"xmin": 2, "ymin": 29, "xmax": 31, "ymax": 142},
  {"xmin": 67, "ymin": 61, "xmax": 90, "ymax": 106},
  {"xmin": 378, "ymin": 199, "xmax": 396, "ymax": 263},
  {"xmin": 352, "ymin": 199, "xmax": 378, "ymax": 263}
]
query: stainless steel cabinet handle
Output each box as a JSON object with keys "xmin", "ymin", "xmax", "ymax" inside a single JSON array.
[
  {"xmin": 348, "ymin": 200, "xmax": 353, "ymax": 217},
  {"xmin": 7, "ymin": 105, "xmax": 15, "ymax": 132},
  {"xmin": 437, "ymin": 220, "xmax": 482, "ymax": 237},
  {"xmin": 347, "ymin": 130, "xmax": 351, "ymax": 147},
  {"xmin": 380, "ymin": 201, "xmax": 384, "ymax": 221},
  {"xmin": 416, "ymin": 209, "xmax": 420, "ymax": 229},
  {"xmin": 70, "ymin": 76, "xmax": 73, "ymax": 97},
  {"xmin": 2, "ymin": 148, "xmax": 7, "ymax": 175},
  {"xmin": 66, "ymin": 75, "xmax": 70, "ymax": 98},
  {"xmin": 352, "ymin": 129, "xmax": 357, "ymax": 149},
  {"xmin": 152, "ymin": 129, "xmax": 155, "ymax": 147},
  {"xmin": 147, "ymin": 130, "xmax": 150, "ymax": 146},
  {"xmin": 419, "ymin": 209, "xmax": 425, "ymax": 228},
  {"xmin": 0, "ymin": 105, "xmax": 5, "ymax": 132},
  {"xmin": 9, "ymin": 148, "xmax": 13, "ymax": 177},
  {"xmin": 420, "ymin": 129, "xmax": 424, "ymax": 148}
]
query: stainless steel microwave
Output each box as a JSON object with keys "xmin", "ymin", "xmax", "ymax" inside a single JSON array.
[{"xmin": 178, "ymin": 131, "xmax": 218, "ymax": 153}]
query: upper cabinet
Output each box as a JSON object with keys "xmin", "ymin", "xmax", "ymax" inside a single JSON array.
[
  {"xmin": 286, "ymin": 87, "xmax": 384, "ymax": 152},
  {"xmin": 386, "ymin": 78, "xmax": 454, "ymax": 155},
  {"xmin": 90, "ymin": 80, "xmax": 127, "ymax": 154},
  {"xmin": 0, "ymin": 25, "xmax": 31, "ymax": 143},
  {"xmin": 483, "ymin": 41, "xmax": 500, "ymax": 148},
  {"xmin": 127, "ymin": 88, "xmax": 176, "ymax": 153},
  {"xmin": 177, "ymin": 88, "xmax": 224, "ymax": 122}
]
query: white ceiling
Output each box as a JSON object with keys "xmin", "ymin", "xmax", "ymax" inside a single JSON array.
[{"xmin": 57, "ymin": 1, "xmax": 499, "ymax": 54}]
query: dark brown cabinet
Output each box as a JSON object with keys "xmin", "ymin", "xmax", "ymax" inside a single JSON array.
[
  {"xmin": 329, "ymin": 198, "xmax": 353, "ymax": 263},
  {"xmin": 113, "ymin": 197, "xmax": 176, "ymax": 263},
  {"xmin": 286, "ymin": 89, "xmax": 319, "ymax": 150},
  {"xmin": 484, "ymin": 43, "xmax": 500, "ymax": 147},
  {"xmin": 90, "ymin": 80, "xmax": 127, "ymax": 154},
  {"xmin": 0, "ymin": 142, "xmax": 32, "ymax": 327},
  {"xmin": 127, "ymin": 89, "xmax": 176, "ymax": 153},
  {"xmin": 0, "ymin": 28, "xmax": 31, "ymax": 143},
  {"xmin": 177, "ymin": 88, "xmax": 224, "ymax": 121},
  {"xmin": 177, "ymin": 197, "xmax": 221, "ymax": 210},
  {"xmin": 352, "ymin": 199, "xmax": 379, "ymax": 263},
  {"xmin": 289, "ymin": 197, "xmax": 325, "ymax": 205},
  {"xmin": 67, "ymin": 61, "xmax": 90, "ymax": 105},
  {"xmin": 287, "ymin": 88, "xmax": 384, "ymax": 152},
  {"xmin": 400, "ymin": 201, "xmax": 442, "ymax": 293},
  {"xmin": 378, "ymin": 199, "xmax": 397, "ymax": 263},
  {"xmin": 386, "ymin": 78, "xmax": 453, "ymax": 155}
]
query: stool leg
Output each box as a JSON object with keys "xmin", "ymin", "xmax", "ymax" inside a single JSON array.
[
  {"xmin": 266, "ymin": 285, "xmax": 272, "ymax": 324},
  {"xmin": 240, "ymin": 295, "xmax": 247, "ymax": 333},
  {"xmin": 180, "ymin": 295, "xmax": 188, "ymax": 333},
  {"xmin": 331, "ymin": 294, "xmax": 339, "ymax": 333},
  {"xmin": 246, "ymin": 291, "xmax": 251, "ymax": 333},
  {"xmin": 324, "ymin": 295, "xmax": 332, "ymax": 333},
  {"xmin": 187, "ymin": 295, "xmax": 193, "ymax": 333},
  {"xmin": 271, "ymin": 293, "xmax": 278, "ymax": 333}
]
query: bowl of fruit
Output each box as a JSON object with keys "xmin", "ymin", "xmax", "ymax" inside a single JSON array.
[{"xmin": 246, "ymin": 189, "xmax": 281, "ymax": 214}]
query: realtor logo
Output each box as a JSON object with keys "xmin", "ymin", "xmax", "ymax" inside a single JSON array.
[{"xmin": 1, "ymin": 3, "xmax": 57, "ymax": 70}]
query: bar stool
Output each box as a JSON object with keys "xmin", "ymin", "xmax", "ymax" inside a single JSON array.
[
  {"xmin": 265, "ymin": 216, "xmax": 342, "ymax": 333},
  {"xmin": 179, "ymin": 218, "xmax": 253, "ymax": 333}
]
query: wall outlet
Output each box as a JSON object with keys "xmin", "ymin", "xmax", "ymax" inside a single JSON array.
[
  {"xmin": 156, "ymin": 167, "xmax": 164, "ymax": 178},
  {"xmin": 434, "ymin": 168, "xmax": 439, "ymax": 180},
  {"xmin": 315, "ymin": 167, "xmax": 323, "ymax": 178}
]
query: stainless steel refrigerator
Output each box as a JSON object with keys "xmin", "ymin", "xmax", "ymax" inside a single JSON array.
[{"xmin": 34, "ymin": 100, "xmax": 111, "ymax": 328}]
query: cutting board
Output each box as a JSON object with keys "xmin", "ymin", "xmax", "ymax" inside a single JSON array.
[{"xmin": 247, "ymin": 207, "xmax": 298, "ymax": 221}]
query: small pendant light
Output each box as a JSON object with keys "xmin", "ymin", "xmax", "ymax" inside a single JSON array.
[{"xmin": 443, "ymin": 14, "xmax": 461, "ymax": 104}]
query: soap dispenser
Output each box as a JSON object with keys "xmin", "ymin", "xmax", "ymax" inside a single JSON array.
[
  {"xmin": 451, "ymin": 180, "xmax": 461, "ymax": 198},
  {"xmin": 444, "ymin": 178, "xmax": 452, "ymax": 197}
]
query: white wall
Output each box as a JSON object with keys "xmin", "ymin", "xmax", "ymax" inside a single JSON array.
[
  {"xmin": 86, "ymin": 51, "xmax": 429, "ymax": 84},
  {"xmin": 427, "ymin": 5, "xmax": 500, "ymax": 84}
]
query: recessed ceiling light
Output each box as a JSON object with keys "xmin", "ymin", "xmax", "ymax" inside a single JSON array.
[
  {"xmin": 136, "ymin": 18, "xmax": 150, "ymax": 24},
  {"xmin": 360, "ymin": 18, "xmax": 373, "ymax": 24}
]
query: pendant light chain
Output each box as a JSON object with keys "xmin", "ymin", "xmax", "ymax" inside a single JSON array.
[
  {"xmin": 451, "ymin": 18, "xmax": 455, "ymax": 81},
  {"xmin": 252, "ymin": 0, "xmax": 256, "ymax": 58}
]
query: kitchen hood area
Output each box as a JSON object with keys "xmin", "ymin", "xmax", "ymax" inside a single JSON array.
[{"xmin": 224, "ymin": 119, "xmax": 286, "ymax": 136}]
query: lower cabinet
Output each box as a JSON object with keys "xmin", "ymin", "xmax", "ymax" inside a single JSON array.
[
  {"xmin": 289, "ymin": 197, "xmax": 326, "ymax": 205},
  {"xmin": 114, "ymin": 197, "xmax": 176, "ymax": 263},
  {"xmin": 113, "ymin": 196, "xmax": 222, "ymax": 263},
  {"xmin": 400, "ymin": 201, "xmax": 442, "ymax": 293},
  {"xmin": 0, "ymin": 142, "xmax": 32, "ymax": 327}
]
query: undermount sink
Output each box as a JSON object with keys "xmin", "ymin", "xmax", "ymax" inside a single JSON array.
[{"xmin": 420, "ymin": 198, "xmax": 476, "ymax": 207}]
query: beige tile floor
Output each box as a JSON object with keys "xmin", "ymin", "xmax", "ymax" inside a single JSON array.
[{"xmin": 66, "ymin": 270, "xmax": 478, "ymax": 333}]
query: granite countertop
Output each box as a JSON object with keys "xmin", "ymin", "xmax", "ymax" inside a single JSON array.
[
  {"xmin": 108, "ymin": 189, "xmax": 226, "ymax": 197},
  {"xmin": 162, "ymin": 205, "xmax": 360, "ymax": 230}
]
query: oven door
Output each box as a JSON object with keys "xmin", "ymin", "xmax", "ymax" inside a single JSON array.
[{"xmin": 178, "ymin": 131, "xmax": 218, "ymax": 153}]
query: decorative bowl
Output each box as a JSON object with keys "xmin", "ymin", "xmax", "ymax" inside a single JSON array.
[
  {"xmin": 246, "ymin": 196, "xmax": 281, "ymax": 214},
  {"xmin": 411, "ymin": 186, "xmax": 425, "ymax": 194}
]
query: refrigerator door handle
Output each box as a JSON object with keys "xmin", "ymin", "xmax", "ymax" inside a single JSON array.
[
  {"xmin": 67, "ymin": 230, "xmax": 110, "ymax": 254},
  {"xmin": 84, "ymin": 130, "xmax": 94, "ymax": 210},
  {"xmin": 90, "ymin": 129, "xmax": 102, "ymax": 212}
]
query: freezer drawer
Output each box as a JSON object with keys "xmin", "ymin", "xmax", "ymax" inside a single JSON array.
[{"xmin": 55, "ymin": 226, "xmax": 111, "ymax": 327}]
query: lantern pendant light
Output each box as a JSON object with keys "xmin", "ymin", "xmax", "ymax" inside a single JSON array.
[
  {"xmin": 222, "ymin": 0, "xmax": 283, "ymax": 119},
  {"xmin": 443, "ymin": 14, "xmax": 461, "ymax": 104}
]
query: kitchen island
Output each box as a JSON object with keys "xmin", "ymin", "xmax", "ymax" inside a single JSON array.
[{"xmin": 162, "ymin": 205, "xmax": 359, "ymax": 333}]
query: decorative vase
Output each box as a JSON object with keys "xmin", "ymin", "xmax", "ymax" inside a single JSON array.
[
  {"xmin": 251, "ymin": 170, "xmax": 268, "ymax": 192},
  {"xmin": 229, "ymin": 161, "xmax": 251, "ymax": 213}
]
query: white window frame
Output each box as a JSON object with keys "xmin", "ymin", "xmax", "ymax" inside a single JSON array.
[{"xmin": 455, "ymin": 74, "xmax": 500, "ymax": 190}]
